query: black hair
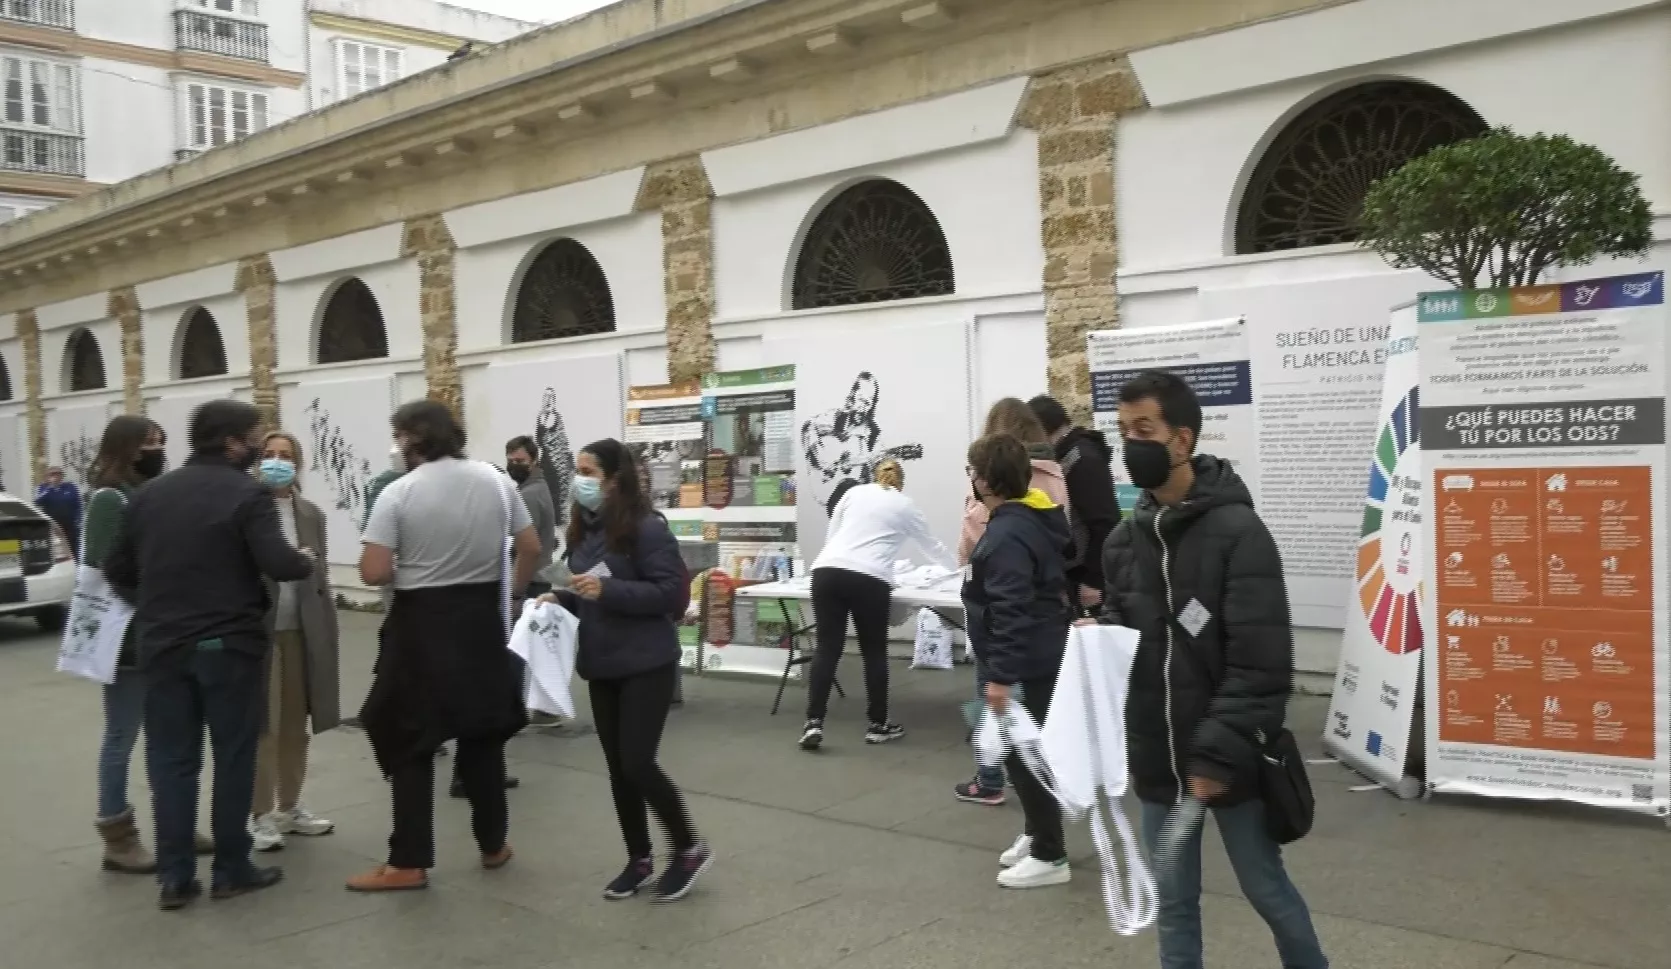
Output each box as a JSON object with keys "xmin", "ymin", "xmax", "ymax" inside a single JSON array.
[
  {"xmin": 1027, "ymin": 395, "xmax": 1070, "ymax": 436},
  {"xmin": 567, "ymin": 438, "xmax": 652, "ymax": 553},
  {"xmin": 505, "ymin": 435, "xmax": 538, "ymax": 460},
  {"xmin": 1116, "ymin": 370, "xmax": 1202, "ymax": 452},
  {"xmin": 392, "ymin": 399, "xmax": 466, "ymax": 462},
  {"xmin": 967, "ymin": 434, "xmax": 1031, "ymax": 501},
  {"xmin": 91, "ymin": 415, "xmax": 160, "ymax": 489},
  {"xmin": 189, "ymin": 399, "xmax": 260, "ymax": 455}
]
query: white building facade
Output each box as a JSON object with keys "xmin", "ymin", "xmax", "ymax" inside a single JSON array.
[
  {"xmin": 0, "ymin": 0, "xmax": 1664, "ymax": 676},
  {"xmin": 0, "ymin": 0, "xmax": 534, "ymax": 224}
]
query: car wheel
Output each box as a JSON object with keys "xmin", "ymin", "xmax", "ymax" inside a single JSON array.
[{"xmin": 34, "ymin": 605, "xmax": 68, "ymax": 631}]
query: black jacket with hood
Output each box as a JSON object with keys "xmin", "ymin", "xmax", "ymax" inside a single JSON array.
[
  {"xmin": 1054, "ymin": 427, "xmax": 1120, "ymax": 592},
  {"xmin": 1099, "ymin": 455, "xmax": 1291, "ymax": 806},
  {"xmin": 962, "ymin": 489, "xmax": 1073, "ymax": 686}
]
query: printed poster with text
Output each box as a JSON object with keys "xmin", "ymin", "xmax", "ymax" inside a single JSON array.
[
  {"xmin": 1325, "ymin": 303, "xmax": 1424, "ymax": 796},
  {"xmin": 625, "ymin": 380, "xmax": 709, "ymax": 670},
  {"xmin": 1087, "ymin": 320, "xmax": 1255, "ymax": 513},
  {"xmin": 698, "ymin": 367, "xmax": 801, "ymax": 679},
  {"xmin": 1419, "ymin": 272, "xmax": 1670, "ymax": 815}
]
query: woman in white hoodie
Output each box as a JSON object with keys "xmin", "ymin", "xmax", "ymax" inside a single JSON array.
[{"xmin": 799, "ymin": 459, "xmax": 956, "ymax": 751}]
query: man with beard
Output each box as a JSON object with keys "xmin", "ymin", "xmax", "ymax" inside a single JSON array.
[{"xmin": 104, "ymin": 400, "xmax": 316, "ymax": 910}]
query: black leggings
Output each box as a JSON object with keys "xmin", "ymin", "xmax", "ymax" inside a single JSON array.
[
  {"xmin": 590, "ymin": 663, "xmax": 697, "ymax": 860},
  {"xmin": 806, "ymin": 567, "xmax": 893, "ymax": 724}
]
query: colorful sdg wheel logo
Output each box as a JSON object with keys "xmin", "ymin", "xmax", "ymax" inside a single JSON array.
[{"xmin": 1356, "ymin": 387, "xmax": 1423, "ymax": 655}]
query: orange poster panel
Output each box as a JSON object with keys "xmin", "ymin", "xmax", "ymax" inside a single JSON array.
[{"xmin": 1434, "ymin": 466, "xmax": 1655, "ymax": 760}]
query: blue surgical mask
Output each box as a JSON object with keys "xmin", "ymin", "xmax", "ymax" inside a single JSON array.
[
  {"xmin": 259, "ymin": 457, "xmax": 296, "ymax": 489},
  {"xmin": 572, "ymin": 475, "xmax": 603, "ymax": 511}
]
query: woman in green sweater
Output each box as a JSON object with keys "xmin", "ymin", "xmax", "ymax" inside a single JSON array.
[{"xmin": 87, "ymin": 415, "xmax": 211, "ymax": 872}]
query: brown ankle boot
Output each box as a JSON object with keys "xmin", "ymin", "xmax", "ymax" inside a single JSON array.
[{"xmin": 97, "ymin": 809, "xmax": 157, "ymax": 874}]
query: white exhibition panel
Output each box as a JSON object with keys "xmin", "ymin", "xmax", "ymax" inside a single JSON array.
[
  {"xmin": 273, "ymin": 261, "xmax": 423, "ymax": 370},
  {"xmin": 768, "ymin": 319, "xmax": 972, "ymax": 568},
  {"xmin": 42, "ymin": 319, "xmax": 121, "ymax": 397},
  {"xmin": 711, "ymin": 130, "xmax": 1042, "ymax": 320},
  {"xmin": 0, "ymin": 410, "xmax": 22, "ymax": 495},
  {"xmin": 451, "ymin": 212, "xmax": 665, "ymax": 352},
  {"xmin": 146, "ymin": 385, "xmax": 249, "ymax": 473},
  {"xmin": 972, "ymin": 310, "xmax": 1049, "ymax": 420},
  {"xmin": 1193, "ymin": 272, "xmax": 1428, "ymax": 632},
  {"xmin": 279, "ymin": 373, "xmax": 396, "ymax": 567},
  {"xmin": 1117, "ymin": 8, "xmax": 1671, "ymax": 273},
  {"xmin": 624, "ymin": 346, "xmax": 669, "ymax": 388},
  {"xmin": 45, "ymin": 396, "xmax": 120, "ymax": 489},
  {"xmin": 140, "ymin": 291, "xmax": 251, "ymax": 386}
]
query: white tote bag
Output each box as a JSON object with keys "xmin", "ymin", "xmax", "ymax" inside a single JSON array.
[
  {"xmin": 910, "ymin": 607, "xmax": 954, "ymax": 670},
  {"xmin": 507, "ymin": 600, "xmax": 579, "ymax": 718},
  {"xmin": 56, "ymin": 489, "xmax": 135, "ymax": 686}
]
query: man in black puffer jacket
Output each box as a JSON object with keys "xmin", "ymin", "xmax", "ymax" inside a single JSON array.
[{"xmin": 1097, "ymin": 370, "xmax": 1327, "ymax": 969}]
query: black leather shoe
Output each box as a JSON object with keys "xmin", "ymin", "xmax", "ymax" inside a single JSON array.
[
  {"xmin": 158, "ymin": 879, "xmax": 202, "ymax": 911},
  {"xmin": 211, "ymin": 865, "xmax": 284, "ymax": 900}
]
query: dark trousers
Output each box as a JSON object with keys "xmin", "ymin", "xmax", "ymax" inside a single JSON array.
[
  {"xmin": 805, "ymin": 567, "xmax": 892, "ymax": 724},
  {"xmin": 144, "ymin": 647, "xmax": 264, "ymax": 888},
  {"xmin": 391, "ymin": 737, "xmax": 508, "ymax": 869},
  {"xmin": 1007, "ymin": 673, "xmax": 1065, "ymax": 863},
  {"xmin": 590, "ymin": 663, "xmax": 696, "ymax": 859}
]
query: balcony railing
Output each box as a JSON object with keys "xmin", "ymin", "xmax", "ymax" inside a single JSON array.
[
  {"xmin": 0, "ymin": 0, "xmax": 74, "ymax": 30},
  {"xmin": 0, "ymin": 126, "xmax": 83, "ymax": 177},
  {"xmin": 173, "ymin": 8, "xmax": 268, "ymax": 63}
]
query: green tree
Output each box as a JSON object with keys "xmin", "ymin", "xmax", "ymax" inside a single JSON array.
[{"xmin": 1358, "ymin": 128, "xmax": 1653, "ymax": 289}]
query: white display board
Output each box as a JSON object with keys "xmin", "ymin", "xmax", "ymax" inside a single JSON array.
[
  {"xmin": 769, "ymin": 320, "xmax": 970, "ymax": 566},
  {"xmin": 1324, "ymin": 303, "xmax": 1424, "ymax": 797},
  {"xmin": 1087, "ymin": 318, "xmax": 1254, "ymax": 514},
  {"xmin": 0, "ymin": 412, "xmax": 21, "ymax": 494},
  {"xmin": 147, "ymin": 389, "xmax": 245, "ymax": 473},
  {"xmin": 280, "ymin": 375, "xmax": 395, "ymax": 566},
  {"xmin": 1419, "ymin": 273, "xmax": 1670, "ymax": 816},
  {"xmin": 46, "ymin": 401, "xmax": 110, "ymax": 490},
  {"xmin": 1198, "ymin": 273, "xmax": 1427, "ymax": 629},
  {"xmin": 482, "ymin": 353, "xmax": 624, "ymax": 546}
]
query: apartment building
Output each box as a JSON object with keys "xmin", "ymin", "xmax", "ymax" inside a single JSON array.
[{"xmin": 0, "ymin": 0, "xmax": 536, "ymax": 223}]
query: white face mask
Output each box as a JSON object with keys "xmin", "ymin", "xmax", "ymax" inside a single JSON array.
[{"xmin": 572, "ymin": 475, "xmax": 603, "ymax": 510}]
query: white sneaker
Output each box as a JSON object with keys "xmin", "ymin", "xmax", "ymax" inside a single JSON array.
[
  {"xmin": 249, "ymin": 814, "xmax": 285, "ymax": 852},
  {"xmin": 998, "ymin": 833, "xmax": 1033, "ymax": 868},
  {"xmin": 997, "ymin": 855, "xmax": 1070, "ymax": 889},
  {"xmin": 276, "ymin": 806, "xmax": 335, "ymax": 837}
]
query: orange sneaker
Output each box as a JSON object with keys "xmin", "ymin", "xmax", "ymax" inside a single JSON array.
[
  {"xmin": 482, "ymin": 845, "xmax": 514, "ymax": 870},
  {"xmin": 345, "ymin": 865, "xmax": 429, "ymax": 893}
]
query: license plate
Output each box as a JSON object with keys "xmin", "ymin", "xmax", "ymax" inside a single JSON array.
[{"xmin": 0, "ymin": 539, "xmax": 19, "ymax": 574}]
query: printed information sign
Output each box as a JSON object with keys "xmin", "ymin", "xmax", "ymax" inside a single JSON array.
[{"xmin": 1419, "ymin": 273, "xmax": 1670, "ymax": 815}]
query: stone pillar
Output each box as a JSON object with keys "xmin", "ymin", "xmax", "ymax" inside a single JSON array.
[
  {"xmin": 1018, "ymin": 60, "xmax": 1145, "ymax": 423},
  {"xmin": 236, "ymin": 255, "xmax": 280, "ymax": 430},
  {"xmin": 18, "ymin": 309, "xmax": 45, "ymax": 485},
  {"xmin": 108, "ymin": 285, "xmax": 145, "ymax": 415},
  {"xmin": 402, "ymin": 215, "xmax": 463, "ymax": 418},
  {"xmin": 636, "ymin": 157, "xmax": 716, "ymax": 382}
]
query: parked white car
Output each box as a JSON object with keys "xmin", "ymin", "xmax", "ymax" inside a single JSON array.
[{"xmin": 0, "ymin": 492, "xmax": 76, "ymax": 630}]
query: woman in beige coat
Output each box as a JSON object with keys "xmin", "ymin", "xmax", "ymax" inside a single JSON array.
[{"xmin": 248, "ymin": 431, "xmax": 342, "ymax": 852}]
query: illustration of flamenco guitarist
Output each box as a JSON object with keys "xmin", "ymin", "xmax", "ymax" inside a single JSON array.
[
  {"xmin": 802, "ymin": 371, "xmax": 924, "ymax": 510},
  {"xmin": 534, "ymin": 387, "xmax": 576, "ymax": 539}
]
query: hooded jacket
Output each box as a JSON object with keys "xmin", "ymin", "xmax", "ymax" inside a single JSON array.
[
  {"xmin": 958, "ymin": 444, "xmax": 1070, "ymax": 565},
  {"xmin": 1055, "ymin": 427, "xmax": 1120, "ymax": 592},
  {"xmin": 1098, "ymin": 455, "xmax": 1291, "ymax": 806},
  {"xmin": 961, "ymin": 488, "xmax": 1073, "ymax": 686}
]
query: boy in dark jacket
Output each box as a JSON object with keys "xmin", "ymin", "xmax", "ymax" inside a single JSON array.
[
  {"xmin": 1029, "ymin": 395, "xmax": 1120, "ymax": 612},
  {"xmin": 962, "ymin": 433, "xmax": 1073, "ymax": 890},
  {"xmin": 1097, "ymin": 370, "xmax": 1327, "ymax": 969}
]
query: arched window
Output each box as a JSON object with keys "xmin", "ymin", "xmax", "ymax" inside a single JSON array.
[
  {"xmin": 0, "ymin": 356, "xmax": 12, "ymax": 401},
  {"xmin": 1235, "ymin": 81, "xmax": 1487, "ymax": 255},
  {"xmin": 791, "ymin": 179, "xmax": 954, "ymax": 310},
  {"xmin": 510, "ymin": 238, "xmax": 616, "ymax": 343},
  {"xmin": 177, "ymin": 306, "xmax": 228, "ymax": 379},
  {"xmin": 317, "ymin": 276, "xmax": 389, "ymax": 364},
  {"xmin": 64, "ymin": 328, "xmax": 106, "ymax": 393}
]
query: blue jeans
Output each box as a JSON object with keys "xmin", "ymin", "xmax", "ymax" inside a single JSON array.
[
  {"xmin": 971, "ymin": 663, "xmax": 1021, "ymax": 789},
  {"xmin": 145, "ymin": 647, "xmax": 265, "ymax": 889},
  {"xmin": 97, "ymin": 670, "xmax": 147, "ymax": 819},
  {"xmin": 1139, "ymin": 798, "xmax": 1328, "ymax": 969}
]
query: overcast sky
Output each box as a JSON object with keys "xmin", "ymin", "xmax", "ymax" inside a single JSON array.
[{"xmin": 450, "ymin": 0, "xmax": 621, "ymax": 25}]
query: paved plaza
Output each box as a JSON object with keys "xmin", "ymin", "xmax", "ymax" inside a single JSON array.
[{"xmin": 1, "ymin": 610, "xmax": 1665, "ymax": 969}]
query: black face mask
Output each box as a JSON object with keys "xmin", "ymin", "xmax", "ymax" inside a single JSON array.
[
  {"xmin": 506, "ymin": 463, "xmax": 531, "ymax": 484},
  {"xmin": 1123, "ymin": 437, "xmax": 1180, "ymax": 491},
  {"xmin": 133, "ymin": 450, "xmax": 165, "ymax": 481}
]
